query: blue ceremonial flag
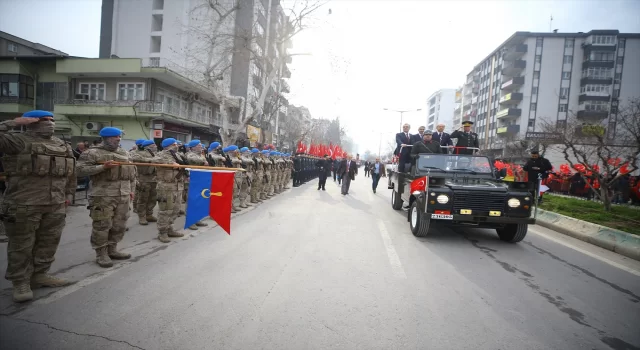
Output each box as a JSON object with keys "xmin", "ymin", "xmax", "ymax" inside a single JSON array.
[
  {"xmin": 184, "ymin": 169, "xmax": 236, "ymax": 234},
  {"xmin": 185, "ymin": 170, "xmax": 212, "ymax": 229}
]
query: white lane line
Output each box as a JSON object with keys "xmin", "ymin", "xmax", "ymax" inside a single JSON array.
[
  {"xmin": 377, "ymin": 220, "xmax": 407, "ymax": 279},
  {"xmin": 531, "ymin": 227, "xmax": 640, "ymax": 277}
]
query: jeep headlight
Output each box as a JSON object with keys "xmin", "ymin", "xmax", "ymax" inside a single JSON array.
[
  {"xmin": 507, "ymin": 198, "xmax": 521, "ymax": 208},
  {"xmin": 436, "ymin": 195, "xmax": 449, "ymax": 204}
]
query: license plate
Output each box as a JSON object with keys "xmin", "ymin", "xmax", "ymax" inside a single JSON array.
[{"xmin": 431, "ymin": 214, "xmax": 453, "ymax": 220}]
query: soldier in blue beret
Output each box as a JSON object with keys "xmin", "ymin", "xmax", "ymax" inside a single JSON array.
[
  {"xmin": 129, "ymin": 139, "xmax": 158, "ymax": 226},
  {"xmin": 0, "ymin": 110, "xmax": 76, "ymax": 302}
]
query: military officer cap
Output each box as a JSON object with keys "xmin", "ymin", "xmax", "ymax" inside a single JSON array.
[
  {"xmin": 23, "ymin": 110, "xmax": 54, "ymax": 120},
  {"xmin": 161, "ymin": 138, "xmax": 178, "ymax": 148},
  {"xmin": 462, "ymin": 121, "xmax": 474, "ymax": 127},
  {"xmin": 99, "ymin": 127, "xmax": 123, "ymax": 137},
  {"xmin": 240, "ymin": 147, "xmax": 249, "ymax": 153},
  {"xmin": 251, "ymin": 148, "xmax": 259, "ymax": 153},
  {"xmin": 135, "ymin": 139, "xmax": 145, "ymax": 145},
  {"xmin": 141, "ymin": 140, "xmax": 155, "ymax": 147},
  {"xmin": 424, "ymin": 130, "xmax": 433, "ymax": 135},
  {"xmin": 187, "ymin": 139, "xmax": 201, "ymax": 148}
]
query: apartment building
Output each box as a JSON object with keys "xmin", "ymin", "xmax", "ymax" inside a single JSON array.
[
  {"xmin": 99, "ymin": 0, "xmax": 293, "ymax": 145},
  {"xmin": 456, "ymin": 30, "xmax": 640, "ymax": 163},
  {"xmin": 426, "ymin": 89, "xmax": 456, "ymax": 132}
]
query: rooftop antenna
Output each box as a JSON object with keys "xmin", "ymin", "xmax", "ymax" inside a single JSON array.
[{"xmin": 549, "ymin": 15, "xmax": 553, "ymax": 32}]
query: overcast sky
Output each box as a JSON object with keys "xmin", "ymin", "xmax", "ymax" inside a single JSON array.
[{"xmin": 1, "ymin": 0, "xmax": 639, "ymax": 154}]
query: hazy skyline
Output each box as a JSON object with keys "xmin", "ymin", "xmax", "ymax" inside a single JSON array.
[{"xmin": 1, "ymin": 0, "xmax": 639, "ymax": 154}]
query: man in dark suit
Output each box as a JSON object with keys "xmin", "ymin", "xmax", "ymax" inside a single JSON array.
[
  {"xmin": 432, "ymin": 123, "xmax": 453, "ymax": 153},
  {"xmin": 315, "ymin": 154, "xmax": 332, "ymax": 191},
  {"xmin": 410, "ymin": 126, "xmax": 426, "ymax": 144},
  {"xmin": 450, "ymin": 121, "xmax": 480, "ymax": 155},
  {"xmin": 368, "ymin": 157, "xmax": 387, "ymax": 193},
  {"xmin": 363, "ymin": 160, "xmax": 370, "ymax": 177},
  {"xmin": 338, "ymin": 154, "xmax": 357, "ymax": 195},
  {"xmin": 394, "ymin": 123, "xmax": 413, "ymax": 172}
]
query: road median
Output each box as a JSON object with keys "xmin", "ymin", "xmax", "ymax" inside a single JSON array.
[{"xmin": 535, "ymin": 208, "xmax": 640, "ymax": 261}]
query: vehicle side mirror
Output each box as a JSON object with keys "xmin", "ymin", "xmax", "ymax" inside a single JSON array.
[{"xmin": 498, "ymin": 168, "xmax": 507, "ymax": 178}]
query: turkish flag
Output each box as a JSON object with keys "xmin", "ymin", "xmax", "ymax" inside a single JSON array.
[
  {"xmin": 208, "ymin": 171, "xmax": 235, "ymax": 235},
  {"xmin": 410, "ymin": 176, "xmax": 428, "ymax": 193}
]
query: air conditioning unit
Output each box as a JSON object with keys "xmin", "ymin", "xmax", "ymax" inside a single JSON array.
[{"xmin": 84, "ymin": 122, "xmax": 103, "ymax": 131}]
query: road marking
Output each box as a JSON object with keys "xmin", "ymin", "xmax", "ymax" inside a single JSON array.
[
  {"xmin": 377, "ymin": 220, "xmax": 407, "ymax": 279},
  {"xmin": 531, "ymin": 227, "xmax": 640, "ymax": 277}
]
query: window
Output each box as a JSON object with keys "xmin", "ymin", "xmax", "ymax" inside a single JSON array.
[
  {"xmin": 618, "ymin": 39, "xmax": 625, "ymax": 48},
  {"xmin": 530, "ymin": 103, "xmax": 537, "ymax": 111},
  {"xmin": 592, "ymin": 35, "xmax": 615, "ymax": 45},
  {"xmin": 117, "ymin": 83, "xmax": 145, "ymax": 101},
  {"xmin": 580, "ymin": 100, "xmax": 608, "ymax": 112},
  {"xmin": 580, "ymin": 85, "xmax": 610, "ymax": 94},
  {"xmin": 589, "ymin": 51, "xmax": 614, "ymax": 61},
  {"xmin": 536, "ymin": 38, "xmax": 543, "ymax": 47},
  {"xmin": 565, "ymin": 39, "xmax": 574, "ymax": 48},
  {"xmin": 559, "ymin": 104, "xmax": 568, "ymax": 112},
  {"xmin": 7, "ymin": 42, "xmax": 18, "ymax": 53},
  {"xmin": 532, "ymin": 87, "xmax": 538, "ymax": 95},
  {"xmin": 559, "ymin": 88, "xmax": 569, "ymax": 98},
  {"xmin": 528, "ymin": 119, "xmax": 535, "ymax": 127},
  {"xmin": 79, "ymin": 83, "xmax": 106, "ymax": 100},
  {"xmin": 582, "ymin": 67, "xmax": 613, "ymax": 79},
  {"xmin": 0, "ymin": 74, "xmax": 34, "ymax": 100},
  {"xmin": 563, "ymin": 55, "xmax": 573, "ymax": 64},
  {"xmin": 533, "ymin": 71, "xmax": 540, "ymax": 79},
  {"xmin": 255, "ymin": 22, "xmax": 265, "ymax": 37},
  {"xmin": 617, "ymin": 57, "xmax": 624, "ymax": 64},
  {"xmin": 613, "ymin": 89, "xmax": 620, "ymax": 98},
  {"xmin": 562, "ymin": 72, "xmax": 571, "ymax": 80},
  {"xmin": 535, "ymin": 55, "xmax": 542, "ymax": 63}
]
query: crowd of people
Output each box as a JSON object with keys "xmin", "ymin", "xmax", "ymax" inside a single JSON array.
[{"xmin": 0, "ymin": 110, "xmax": 326, "ymax": 303}]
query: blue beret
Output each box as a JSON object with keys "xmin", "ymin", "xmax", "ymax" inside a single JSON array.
[
  {"xmin": 251, "ymin": 148, "xmax": 259, "ymax": 153},
  {"xmin": 227, "ymin": 145, "xmax": 238, "ymax": 152},
  {"xmin": 135, "ymin": 139, "xmax": 145, "ymax": 145},
  {"xmin": 222, "ymin": 146, "xmax": 230, "ymax": 152},
  {"xmin": 187, "ymin": 140, "xmax": 201, "ymax": 148},
  {"xmin": 240, "ymin": 147, "xmax": 249, "ymax": 153},
  {"xmin": 99, "ymin": 127, "xmax": 122, "ymax": 137},
  {"xmin": 23, "ymin": 110, "xmax": 54, "ymax": 119},
  {"xmin": 284, "ymin": 153, "xmax": 289, "ymax": 157},
  {"xmin": 261, "ymin": 150, "xmax": 270, "ymax": 155},
  {"xmin": 161, "ymin": 138, "xmax": 178, "ymax": 148},
  {"xmin": 211, "ymin": 142, "xmax": 220, "ymax": 149},
  {"xmin": 141, "ymin": 140, "xmax": 155, "ymax": 147}
]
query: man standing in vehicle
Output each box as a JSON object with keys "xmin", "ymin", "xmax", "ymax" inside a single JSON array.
[
  {"xmin": 450, "ymin": 121, "xmax": 479, "ymax": 155},
  {"xmin": 523, "ymin": 150, "xmax": 552, "ymax": 203},
  {"xmin": 411, "ymin": 131, "xmax": 442, "ymax": 159}
]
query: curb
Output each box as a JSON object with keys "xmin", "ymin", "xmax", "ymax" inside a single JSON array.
[{"xmin": 535, "ymin": 208, "xmax": 640, "ymax": 261}]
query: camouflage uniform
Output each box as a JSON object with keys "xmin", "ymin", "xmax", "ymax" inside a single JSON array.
[
  {"xmin": 185, "ymin": 149, "xmax": 208, "ymax": 229},
  {"xmin": 152, "ymin": 149, "xmax": 186, "ymax": 242},
  {"xmin": 284, "ymin": 155, "xmax": 293, "ymax": 189},
  {"xmin": 77, "ymin": 144, "xmax": 136, "ymax": 267},
  {"xmin": 240, "ymin": 150, "xmax": 254, "ymax": 208},
  {"xmin": 275, "ymin": 155, "xmax": 285, "ymax": 193},
  {"xmin": 129, "ymin": 148, "xmax": 157, "ymax": 225},
  {"xmin": 262, "ymin": 153, "xmax": 272, "ymax": 199},
  {"xmin": 206, "ymin": 150, "xmax": 226, "ymax": 167},
  {"xmin": 250, "ymin": 152, "xmax": 263, "ymax": 203},
  {"xmin": 269, "ymin": 157, "xmax": 277, "ymax": 196},
  {"xmin": 0, "ymin": 117, "xmax": 76, "ymax": 302},
  {"xmin": 230, "ymin": 153, "xmax": 243, "ymax": 212}
]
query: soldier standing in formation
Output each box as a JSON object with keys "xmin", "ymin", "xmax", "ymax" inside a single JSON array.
[
  {"xmin": 206, "ymin": 142, "xmax": 225, "ymax": 166},
  {"xmin": 152, "ymin": 138, "xmax": 186, "ymax": 243},
  {"xmin": 132, "ymin": 139, "xmax": 145, "ymax": 213},
  {"xmin": 77, "ymin": 127, "xmax": 136, "ymax": 268},
  {"xmin": 129, "ymin": 140, "xmax": 158, "ymax": 226},
  {"xmin": 0, "ymin": 111, "xmax": 76, "ymax": 302},
  {"xmin": 223, "ymin": 145, "xmax": 243, "ymax": 213},
  {"xmin": 250, "ymin": 148, "xmax": 263, "ymax": 203},
  {"xmin": 450, "ymin": 121, "xmax": 480, "ymax": 155},
  {"xmin": 185, "ymin": 139, "xmax": 209, "ymax": 230},
  {"xmin": 261, "ymin": 150, "xmax": 273, "ymax": 199},
  {"xmin": 275, "ymin": 152, "xmax": 285, "ymax": 193},
  {"xmin": 239, "ymin": 147, "xmax": 253, "ymax": 208}
]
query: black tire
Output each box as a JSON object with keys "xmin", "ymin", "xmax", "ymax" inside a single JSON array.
[
  {"xmin": 496, "ymin": 224, "xmax": 528, "ymax": 243},
  {"xmin": 409, "ymin": 201, "xmax": 431, "ymax": 237},
  {"xmin": 391, "ymin": 189, "xmax": 403, "ymax": 210}
]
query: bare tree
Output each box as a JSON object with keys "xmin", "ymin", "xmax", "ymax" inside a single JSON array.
[
  {"xmin": 176, "ymin": 0, "xmax": 326, "ymax": 146},
  {"xmin": 539, "ymin": 98, "xmax": 640, "ymax": 210}
]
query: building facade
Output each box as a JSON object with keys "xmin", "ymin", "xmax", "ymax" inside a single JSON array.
[
  {"xmin": 426, "ymin": 88, "xmax": 456, "ymax": 132},
  {"xmin": 455, "ymin": 30, "xmax": 640, "ymax": 164}
]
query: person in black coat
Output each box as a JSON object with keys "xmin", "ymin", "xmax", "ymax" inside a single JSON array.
[
  {"xmin": 523, "ymin": 150, "xmax": 553, "ymax": 202},
  {"xmin": 337, "ymin": 154, "xmax": 357, "ymax": 195},
  {"xmin": 315, "ymin": 154, "xmax": 332, "ymax": 190},
  {"xmin": 450, "ymin": 121, "xmax": 479, "ymax": 155},
  {"xmin": 432, "ymin": 123, "xmax": 453, "ymax": 153},
  {"xmin": 410, "ymin": 132, "xmax": 442, "ymax": 170},
  {"xmin": 394, "ymin": 123, "xmax": 413, "ymax": 172}
]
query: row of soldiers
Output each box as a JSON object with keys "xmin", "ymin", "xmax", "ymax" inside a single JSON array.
[{"xmin": 0, "ymin": 110, "xmax": 304, "ymax": 303}]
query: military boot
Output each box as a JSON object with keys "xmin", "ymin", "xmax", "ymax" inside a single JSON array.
[
  {"xmin": 168, "ymin": 228, "xmax": 184, "ymax": 238},
  {"xmin": 12, "ymin": 281, "xmax": 33, "ymax": 303},
  {"xmin": 108, "ymin": 245, "xmax": 131, "ymax": 260},
  {"xmin": 196, "ymin": 221, "xmax": 208, "ymax": 227},
  {"xmin": 178, "ymin": 209, "xmax": 186, "ymax": 216},
  {"xmin": 239, "ymin": 201, "xmax": 249, "ymax": 209},
  {"xmin": 188, "ymin": 224, "xmax": 198, "ymax": 230},
  {"xmin": 139, "ymin": 215, "xmax": 148, "ymax": 225},
  {"xmin": 95, "ymin": 247, "xmax": 113, "ymax": 268},
  {"xmin": 31, "ymin": 273, "xmax": 71, "ymax": 289},
  {"xmin": 146, "ymin": 215, "xmax": 158, "ymax": 222},
  {"xmin": 158, "ymin": 232, "xmax": 171, "ymax": 243}
]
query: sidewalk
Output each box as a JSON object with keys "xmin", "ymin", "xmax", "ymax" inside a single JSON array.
[{"xmin": 0, "ymin": 192, "xmax": 274, "ymax": 313}]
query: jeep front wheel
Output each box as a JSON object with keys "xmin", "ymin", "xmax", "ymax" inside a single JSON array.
[
  {"xmin": 391, "ymin": 189, "xmax": 403, "ymax": 210},
  {"xmin": 409, "ymin": 201, "xmax": 431, "ymax": 237},
  {"xmin": 496, "ymin": 224, "xmax": 528, "ymax": 243}
]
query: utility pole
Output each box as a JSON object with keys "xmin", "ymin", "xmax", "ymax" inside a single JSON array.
[{"xmin": 383, "ymin": 108, "xmax": 422, "ymax": 131}]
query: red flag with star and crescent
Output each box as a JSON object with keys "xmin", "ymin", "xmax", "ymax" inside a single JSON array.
[{"xmin": 410, "ymin": 176, "xmax": 428, "ymax": 193}]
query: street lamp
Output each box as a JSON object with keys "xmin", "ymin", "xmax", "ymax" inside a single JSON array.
[{"xmin": 383, "ymin": 108, "xmax": 423, "ymax": 131}]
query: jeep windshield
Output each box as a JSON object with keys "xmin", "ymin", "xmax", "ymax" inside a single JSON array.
[{"xmin": 416, "ymin": 154, "xmax": 493, "ymax": 174}]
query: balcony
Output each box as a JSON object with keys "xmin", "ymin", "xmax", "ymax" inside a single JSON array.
[
  {"xmin": 574, "ymin": 124, "xmax": 606, "ymax": 138},
  {"xmin": 0, "ymin": 96, "xmax": 34, "ymax": 114},
  {"xmin": 503, "ymin": 44, "xmax": 528, "ymax": 61},
  {"xmin": 501, "ymin": 76, "xmax": 525, "ymax": 91},
  {"xmin": 582, "ymin": 60, "xmax": 614, "ymax": 69},
  {"xmin": 578, "ymin": 94, "xmax": 610, "ymax": 103},
  {"xmin": 53, "ymin": 100, "xmax": 213, "ymax": 126},
  {"xmin": 577, "ymin": 110, "xmax": 608, "ymax": 119},
  {"xmin": 580, "ymin": 77, "xmax": 613, "ymax": 86},
  {"xmin": 463, "ymin": 110, "xmax": 476, "ymax": 121},
  {"xmin": 499, "ymin": 92, "xmax": 523, "ymax": 104},
  {"xmin": 497, "ymin": 124, "xmax": 520, "ymax": 135},
  {"xmin": 496, "ymin": 108, "xmax": 522, "ymax": 119},
  {"xmin": 471, "ymin": 96, "xmax": 478, "ymax": 105},
  {"xmin": 501, "ymin": 60, "xmax": 526, "ymax": 77}
]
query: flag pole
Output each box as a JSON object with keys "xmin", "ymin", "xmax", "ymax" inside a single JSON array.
[{"xmin": 98, "ymin": 162, "xmax": 246, "ymax": 172}]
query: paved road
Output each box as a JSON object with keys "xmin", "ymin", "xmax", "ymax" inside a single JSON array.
[{"xmin": 1, "ymin": 171, "xmax": 640, "ymax": 350}]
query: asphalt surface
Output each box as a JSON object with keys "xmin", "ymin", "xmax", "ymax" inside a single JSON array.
[{"xmin": 1, "ymin": 171, "xmax": 640, "ymax": 350}]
